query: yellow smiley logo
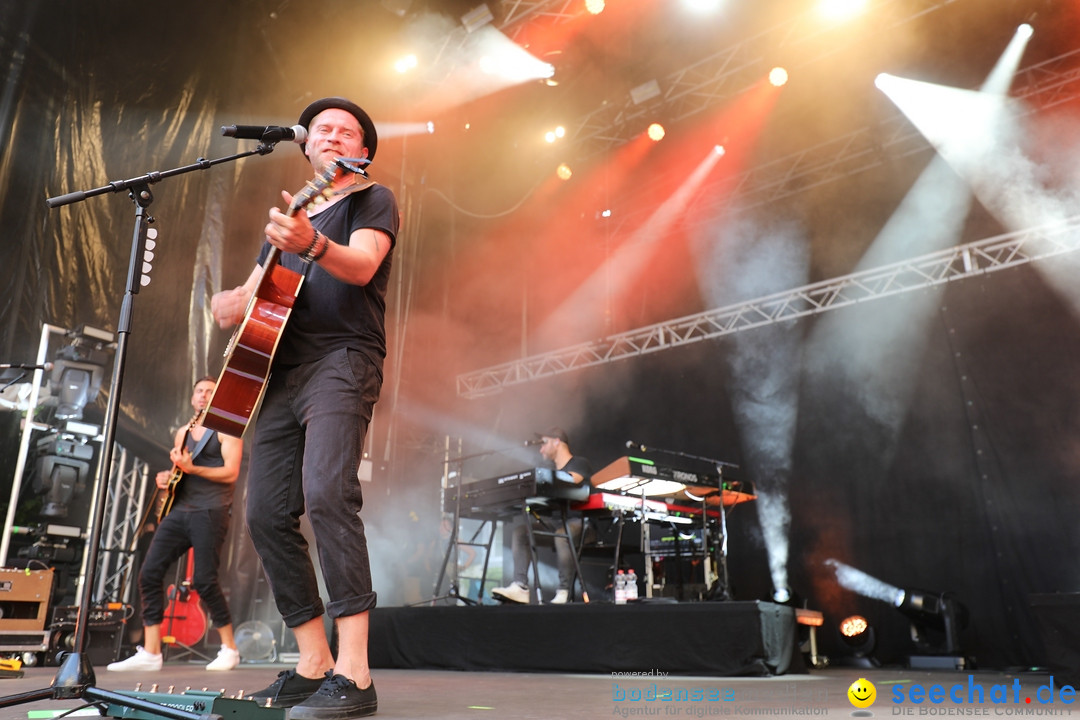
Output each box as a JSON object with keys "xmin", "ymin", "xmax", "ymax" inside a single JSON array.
[{"xmin": 847, "ymin": 678, "xmax": 877, "ymax": 709}]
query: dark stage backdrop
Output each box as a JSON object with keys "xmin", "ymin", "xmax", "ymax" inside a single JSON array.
[{"xmin": 1, "ymin": 0, "xmax": 1078, "ymax": 674}]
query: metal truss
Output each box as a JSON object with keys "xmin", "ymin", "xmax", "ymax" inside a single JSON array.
[
  {"xmin": 456, "ymin": 215, "xmax": 1080, "ymax": 398},
  {"xmin": 496, "ymin": 0, "xmax": 582, "ymax": 38},
  {"xmin": 95, "ymin": 444, "xmax": 151, "ymax": 606},
  {"xmin": 563, "ymin": 0, "xmax": 961, "ymax": 160}
]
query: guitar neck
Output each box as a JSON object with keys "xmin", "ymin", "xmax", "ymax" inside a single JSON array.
[{"xmin": 253, "ymin": 171, "xmax": 331, "ymax": 286}]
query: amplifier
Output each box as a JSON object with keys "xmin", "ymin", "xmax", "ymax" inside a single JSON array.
[
  {"xmin": 49, "ymin": 604, "xmax": 128, "ymax": 667},
  {"xmin": 0, "ymin": 568, "xmax": 54, "ymax": 632},
  {"xmin": 648, "ymin": 527, "xmax": 706, "ymax": 556},
  {"xmin": 50, "ymin": 604, "xmax": 128, "ymax": 628}
]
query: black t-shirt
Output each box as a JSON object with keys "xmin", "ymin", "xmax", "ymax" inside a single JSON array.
[
  {"xmin": 175, "ymin": 430, "xmax": 233, "ymax": 511},
  {"xmin": 558, "ymin": 455, "xmax": 593, "ymax": 488},
  {"xmin": 257, "ymin": 183, "xmax": 399, "ymax": 370}
]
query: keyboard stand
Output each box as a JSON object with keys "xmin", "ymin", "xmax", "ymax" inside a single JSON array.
[{"xmin": 523, "ymin": 502, "xmax": 590, "ymax": 604}]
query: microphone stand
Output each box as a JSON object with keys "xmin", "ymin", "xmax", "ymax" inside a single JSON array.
[
  {"xmin": 631, "ymin": 443, "xmax": 740, "ymax": 602},
  {"xmin": 0, "ymin": 142, "xmax": 280, "ymax": 720}
]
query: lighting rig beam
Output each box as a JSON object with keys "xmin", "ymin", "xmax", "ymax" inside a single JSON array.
[
  {"xmin": 457, "ymin": 215, "xmax": 1080, "ymax": 397},
  {"xmin": 611, "ymin": 45, "xmax": 1080, "ymax": 242},
  {"xmin": 563, "ymin": 0, "xmax": 959, "ymax": 161}
]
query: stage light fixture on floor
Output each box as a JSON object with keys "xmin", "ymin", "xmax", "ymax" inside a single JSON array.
[
  {"xmin": 894, "ymin": 588, "xmax": 969, "ymax": 663},
  {"xmin": 837, "ymin": 615, "xmax": 879, "ymax": 667}
]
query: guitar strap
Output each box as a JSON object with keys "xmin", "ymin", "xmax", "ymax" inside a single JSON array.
[
  {"xmin": 303, "ymin": 180, "xmax": 379, "ymax": 281},
  {"xmin": 187, "ymin": 428, "xmax": 214, "ymax": 463}
]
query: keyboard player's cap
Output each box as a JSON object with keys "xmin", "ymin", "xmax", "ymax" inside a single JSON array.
[{"xmin": 536, "ymin": 426, "xmax": 570, "ymax": 445}]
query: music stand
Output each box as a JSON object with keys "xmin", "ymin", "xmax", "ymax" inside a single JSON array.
[{"xmin": 0, "ymin": 143, "xmax": 280, "ymax": 720}]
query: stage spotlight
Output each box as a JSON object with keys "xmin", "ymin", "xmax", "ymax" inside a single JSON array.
[
  {"xmin": 630, "ymin": 79, "xmax": 661, "ymax": 106},
  {"xmin": 894, "ymin": 588, "xmax": 969, "ymax": 659},
  {"xmin": 818, "ymin": 0, "xmax": 867, "ymax": 22},
  {"xmin": 838, "ymin": 615, "xmax": 879, "ymax": 667},
  {"xmin": 544, "ymin": 126, "xmax": 565, "ymax": 144},
  {"xmin": 31, "ymin": 431, "xmax": 92, "ymax": 519},
  {"xmin": 556, "ymin": 163, "xmax": 573, "ymax": 181},
  {"xmin": 684, "ymin": 0, "xmax": 722, "ymax": 13},
  {"xmin": 49, "ymin": 343, "xmax": 108, "ymax": 422},
  {"xmin": 647, "ymin": 123, "xmax": 665, "ymax": 142},
  {"xmin": 827, "ymin": 559, "xmax": 968, "ymax": 666},
  {"xmin": 769, "ymin": 67, "xmax": 788, "ymax": 87},
  {"xmin": 394, "ymin": 54, "xmax": 418, "ymax": 74},
  {"xmin": 585, "ymin": 0, "xmax": 605, "ymax": 15},
  {"xmin": 461, "ymin": 3, "xmax": 494, "ymax": 33}
]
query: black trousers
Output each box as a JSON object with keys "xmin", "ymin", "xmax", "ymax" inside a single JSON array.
[{"xmin": 138, "ymin": 506, "xmax": 233, "ymax": 629}]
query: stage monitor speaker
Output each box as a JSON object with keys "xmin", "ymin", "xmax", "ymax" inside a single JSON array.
[{"xmin": 1029, "ymin": 593, "xmax": 1080, "ymax": 685}]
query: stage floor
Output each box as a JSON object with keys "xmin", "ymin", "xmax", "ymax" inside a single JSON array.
[{"xmin": 0, "ymin": 663, "xmax": 1069, "ymax": 719}]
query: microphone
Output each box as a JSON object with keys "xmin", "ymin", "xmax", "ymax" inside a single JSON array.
[
  {"xmin": 625, "ymin": 440, "xmax": 648, "ymax": 452},
  {"xmin": 524, "ymin": 439, "xmax": 544, "ymax": 447},
  {"xmin": 221, "ymin": 124, "xmax": 308, "ymax": 144},
  {"xmin": 0, "ymin": 362, "xmax": 53, "ymax": 370}
]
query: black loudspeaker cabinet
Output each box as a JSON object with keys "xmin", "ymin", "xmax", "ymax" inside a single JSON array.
[
  {"xmin": 48, "ymin": 605, "xmax": 126, "ymax": 667},
  {"xmin": 1029, "ymin": 593, "xmax": 1080, "ymax": 686}
]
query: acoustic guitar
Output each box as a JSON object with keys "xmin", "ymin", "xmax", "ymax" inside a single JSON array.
[
  {"xmin": 162, "ymin": 548, "xmax": 207, "ymax": 648},
  {"xmin": 202, "ymin": 160, "xmax": 351, "ymax": 438}
]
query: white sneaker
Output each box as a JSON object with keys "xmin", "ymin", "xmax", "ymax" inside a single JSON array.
[
  {"xmin": 550, "ymin": 589, "xmax": 570, "ymax": 604},
  {"xmin": 206, "ymin": 645, "xmax": 240, "ymax": 671},
  {"xmin": 107, "ymin": 646, "xmax": 162, "ymax": 672},
  {"xmin": 491, "ymin": 582, "xmax": 530, "ymax": 604}
]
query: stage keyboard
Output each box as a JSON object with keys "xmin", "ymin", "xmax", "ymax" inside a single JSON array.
[
  {"xmin": 444, "ymin": 467, "xmax": 590, "ymax": 520},
  {"xmin": 572, "ymin": 491, "xmax": 720, "ymax": 524},
  {"xmin": 593, "ymin": 455, "xmax": 720, "ymax": 492}
]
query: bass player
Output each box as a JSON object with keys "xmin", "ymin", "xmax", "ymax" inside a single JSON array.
[{"xmin": 107, "ymin": 375, "xmax": 243, "ymax": 672}]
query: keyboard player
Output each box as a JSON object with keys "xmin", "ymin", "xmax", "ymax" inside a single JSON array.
[{"xmin": 491, "ymin": 427, "xmax": 592, "ymax": 605}]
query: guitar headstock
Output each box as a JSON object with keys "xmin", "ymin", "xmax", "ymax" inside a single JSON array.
[{"xmin": 288, "ymin": 161, "xmax": 342, "ymax": 216}]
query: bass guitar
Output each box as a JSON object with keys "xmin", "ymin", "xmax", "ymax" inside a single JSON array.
[{"xmin": 202, "ymin": 160, "xmax": 354, "ymax": 438}]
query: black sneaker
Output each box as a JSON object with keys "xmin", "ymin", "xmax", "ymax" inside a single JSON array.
[
  {"xmin": 248, "ymin": 669, "xmax": 326, "ymax": 708},
  {"xmin": 289, "ymin": 672, "xmax": 378, "ymax": 720}
]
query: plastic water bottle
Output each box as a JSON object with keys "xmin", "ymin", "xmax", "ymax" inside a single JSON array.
[
  {"xmin": 614, "ymin": 569, "xmax": 627, "ymax": 605},
  {"xmin": 626, "ymin": 568, "xmax": 639, "ymax": 602}
]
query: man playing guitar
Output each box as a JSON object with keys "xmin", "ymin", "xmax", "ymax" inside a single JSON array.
[{"xmin": 107, "ymin": 376, "xmax": 243, "ymax": 672}]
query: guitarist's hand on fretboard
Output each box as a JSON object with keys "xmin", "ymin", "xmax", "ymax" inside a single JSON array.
[{"xmin": 154, "ymin": 470, "xmax": 172, "ymax": 490}]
